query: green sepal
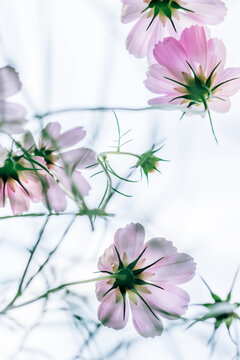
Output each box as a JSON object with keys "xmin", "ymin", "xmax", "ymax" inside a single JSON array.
[
  {"xmin": 127, "ymin": 247, "xmax": 147, "ymax": 270},
  {"xmin": 114, "ymin": 246, "xmax": 124, "ymax": 270}
]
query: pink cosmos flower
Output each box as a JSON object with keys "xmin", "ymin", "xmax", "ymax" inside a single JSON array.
[
  {"xmin": 23, "ymin": 122, "xmax": 96, "ymax": 212},
  {"xmin": 0, "ymin": 66, "xmax": 27, "ymax": 134},
  {"xmin": 121, "ymin": 0, "xmax": 227, "ymax": 61},
  {"xmin": 96, "ymin": 223, "xmax": 196, "ymax": 337},
  {"xmin": 0, "ymin": 146, "xmax": 43, "ymax": 214},
  {"xmin": 144, "ymin": 25, "xmax": 240, "ymax": 141}
]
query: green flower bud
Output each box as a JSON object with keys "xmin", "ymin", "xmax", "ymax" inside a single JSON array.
[{"xmin": 135, "ymin": 145, "xmax": 166, "ymax": 178}]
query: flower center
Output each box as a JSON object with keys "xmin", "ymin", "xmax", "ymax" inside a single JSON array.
[
  {"xmin": 115, "ymin": 268, "xmax": 135, "ymax": 290},
  {"xmin": 34, "ymin": 147, "xmax": 55, "ymax": 165},
  {"xmin": 186, "ymin": 77, "xmax": 211, "ymax": 104},
  {"xmin": 0, "ymin": 157, "xmax": 20, "ymax": 183},
  {"xmin": 144, "ymin": 0, "xmax": 193, "ymax": 30},
  {"xmin": 148, "ymin": 0, "xmax": 172, "ymax": 11}
]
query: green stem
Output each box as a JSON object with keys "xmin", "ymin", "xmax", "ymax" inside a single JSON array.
[
  {"xmin": 0, "ymin": 275, "xmax": 115, "ymax": 314},
  {"xmin": 35, "ymin": 106, "xmax": 156, "ymax": 119},
  {"xmin": 96, "ymin": 151, "xmax": 139, "ymax": 210},
  {"xmin": 2, "ymin": 217, "xmax": 50, "ymax": 310},
  {"xmin": 99, "ymin": 151, "xmax": 139, "ymax": 159}
]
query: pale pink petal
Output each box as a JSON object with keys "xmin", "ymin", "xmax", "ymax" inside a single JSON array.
[
  {"xmin": 206, "ymin": 38, "xmax": 226, "ymax": 79},
  {"xmin": 180, "ymin": 26, "xmax": 208, "ymax": 73},
  {"xmin": 141, "ymin": 237, "xmax": 177, "ymax": 268},
  {"xmin": 114, "ymin": 223, "xmax": 145, "ymax": 264},
  {"xmin": 121, "ymin": 3, "xmax": 145, "ymax": 24},
  {"xmin": 213, "ymin": 68, "xmax": 240, "ymax": 97},
  {"xmin": 146, "ymin": 19, "xmax": 164, "ymax": 64},
  {"xmin": 126, "ymin": 15, "xmax": 160, "ymax": 58},
  {"xmin": 0, "ymin": 66, "xmax": 22, "ymax": 100},
  {"xmin": 0, "ymin": 180, "xmax": 4, "ymax": 207},
  {"xmin": 142, "ymin": 283, "xmax": 190, "ymax": 319},
  {"xmin": 153, "ymin": 38, "xmax": 189, "ymax": 80},
  {"xmin": 95, "ymin": 279, "xmax": 115, "ymax": 301},
  {"xmin": 22, "ymin": 178, "xmax": 43, "ymax": 203},
  {"xmin": 22, "ymin": 131, "xmax": 36, "ymax": 151},
  {"xmin": 208, "ymin": 97, "xmax": 231, "ymax": 113},
  {"xmin": 0, "ymin": 101, "xmax": 27, "ymax": 120},
  {"xmin": 0, "ymin": 101, "xmax": 27, "ymax": 133},
  {"xmin": 146, "ymin": 252, "xmax": 196, "ymax": 284},
  {"xmin": 71, "ymin": 170, "xmax": 91, "ymax": 196},
  {"xmin": 45, "ymin": 174, "xmax": 67, "ymax": 212},
  {"xmin": 130, "ymin": 291, "xmax": 163, "ymax": 338},
  {"xmin": 57, "ymin": 127, "xmax": 86, "ymax": 149},
  {"xmin": 121, "ymin": 0, "xmax": 142, "ymax": 5},
  {"xmin": 8, "ymin": 185, "xmax": 30, "ymax": 215},
  {"xmin": 60, "ymin": 148, "xmax": 97, "ymax": 170},
  {"xmin": 39, "ymin": 122, "xmax": 61, "ymax": 149},
  {"xmin": 187, "ymin": 0, "xmax": 227, "ymax": 25},
  {"xmin": 145, "ymin": 64, "xmax": 180, "ymax": 94},
  {"xmin": 98, "ymin": 244, "xmax": 118, "ymax": 273},
  {"xmin": 148, "ymin": 95, "xmax": 183, "ymax": 106},
  {"xmin": 52, "ymin": 166, "xmax": 91, "ymax": 198},
  {"xmin": 98, "ymin": 289, "xmax": 129, "ymax": 330}
]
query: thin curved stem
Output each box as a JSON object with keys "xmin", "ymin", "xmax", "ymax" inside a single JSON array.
[
  {"xmin": 0, "ymin": 275, "xmax": 115, "ymax": 314},
  {"xmin": 35, "ymin": 106, "xmax": 155, "ymax": 119},
  {"xmin": 98, "ymin": 151, "xmax": 139, "ymax": 159}
]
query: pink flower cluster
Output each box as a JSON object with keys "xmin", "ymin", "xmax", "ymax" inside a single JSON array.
[
  {"xmin": 22, "ymin": 122, "xmax": 96, "ymax": 213},
  {"xmin": 121, "ymin": 0, "xmax": 227, "ymax": 61},
  {"xmin": 0, "ymin": 121, "xmax": 96, "ymax": 214},
  {"xmin": 0, "ymin": 65, "xmax": 97, "ymax": 215},
  {"xmin": 121, "ymin": 0, "xmax": 240, "ymax": 139}
]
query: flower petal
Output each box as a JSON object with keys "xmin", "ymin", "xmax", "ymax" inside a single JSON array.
[
  {"xmin": 140, "ymin": 237, "xmax": 177, "ymax": 268},
  {"xmin": 214, "ymin": 68, "xmax": 240, "ymax": 97},
  {"xmin": 98, "ymin": 289, "xmax": 129, "ymax": 330},
  {"xmin": 0, "ymin": 101, "xmax": 27, "ymax": 120},
  {"xmin": 98, "ymin": 244, "xmax": 118, "ymax": 273},
  {"xmin": 142, "ymin": 283, "xmax": 190, "ymax": 320},
  {"xmin": 7, "ymin": 184, "xmax": 30, "ymax": 215},
  {"xmin": 22, "ymin": 131, "xmax": 36, "ymax": 151},
  {"xmin": 95, "ymin": 279, "xmax": 115, "ymax": 301},
  {"xmin": 129, "ymin": 290, "xmax": 163, "ymax": 338},
  {"xmin": 114, "ymin": 223, "xmax": 145, "ymax": 264},
  {"xmin": 126, "ymin": 15, "xmax": 159, "ymax": 58},
  {"xmin": 52, "ymin": 166, "xmax": 91, "ymax": 198},
  {"xmin": 147, "ymin": 252, "xmax": 196, "ymax": 284},
  {"xmin": 121, "ymin": 3, "xmax": 145, "ymax": 24},
  {"xmin": 45, "ymin": 174, "xmax": 67, "ymax": 212},
  {"xmin": 153, "ymin": 37, "xmax": 189, "ymax": 80},
  {"xmin": 208, "ymin": 97, "xmax": 231, "ymax": 113},
  {"xmin": 180, "ymin": 26, "xmax": 208, "ymax": 74},
  {"xmin": 0, "ymin": 66, "xmax": 22, "ymax": 100},
  {"xmin": 57, "ymin": 127, "xmax": 86, "ymax": 149},
  {"xmin": 60, "ymin": 148, "xmax": 97, "ymax": 170},
  {"xmin": 187, "ymin": 0, "xmax": 227, "ymax": 25},
  {"xmin": 39, "ymin": 122, "xmax": 61, "ymax": 149}
]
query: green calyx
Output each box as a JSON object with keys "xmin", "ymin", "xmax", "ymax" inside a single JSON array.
[
  {"xmin": 102, "ymin": 246, "xmax": 165, "ymax": 320},
  {"xmin": 115, "ymin": 268, "xmax": 135, "ymax": 290},
  {"xmin": 166, "ymin": 62, "xmax": 217, "ymax": 109},
  {"xmin": 34, "ymin": 147, "xmax": 55, "ymax": 165},
  {"xmin": 0, "ymin": 155, "xmax": 31, "ymax": 202},
  {"xmin": 0, "ymin": 156, "xmax": 23, "ymax": 183},
  {"xmin": 189, "ymin": 274, "xmax": 240, "ymax": 348},
  {"xmin": 143, "ymin": 0, "xmax": 194, "ymax": 31},
  {"xmin": 135, "ymin": 145, "xmax": 167, "ymax": 179},
  {"xmin": 166, "ymin": 61, "xmax": 240, "ymax": 143}
]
